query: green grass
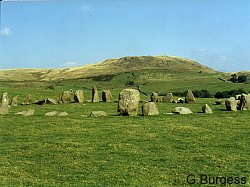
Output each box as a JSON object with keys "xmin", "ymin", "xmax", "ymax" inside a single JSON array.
[{"xmin": 0, "ymin": 73, "xmax": 250, "ymax": 186}]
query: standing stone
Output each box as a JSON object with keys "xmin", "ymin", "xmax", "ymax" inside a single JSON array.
[
  {"xmin": 163, "ymin": 93, "xmax": 174, "ymax": 103},
  {"xmin": 0, "ymin": 92, "xmax": 9, "ymax": 115},
  {"xmin": 172, "ymin": 107, "xmax": 193, "ymax": 114},
  {"xmin": 92, "ymin": 86, "xmax": 99, "ymax": 102},
  {"xmin": 22, "ymin": 94, "xmax": 32, "ymax": 105},
  {"xmin": 102, "ymin": 90, "xmax": 113, "ymax": 102},
  {"xmin": 11, "ymin": 95, "xmax": 19, "ymax": 106},
  {"xmin": 150, "ymin": 92, "xmax": 158, "ymax": 102},
  {"xmin": 74, "ymin": 90, "xmax": 84, "ymax": 103},
  {"xmin": 185, "ymin": 89, "xmax": 195, "ymax": 103},
  {"xmin": 142, "ymin": 102, "xmax": 159, "ymax": 116},
  {"xmin": 239, "ymin": 93, "xmax": 250, "ymax": 110},
  {"xmin": 225, "ymin": 97, "xmax": 238, "ymax": 111},
  {"xmin": 118, "ymin": 89, "xmax": 140, "ymax": 116},
  {"xmin": 60, "ymin": 90, "xmax": 74, "ymax": 103},
  {"xmin": 202, "ymin": 104, "xmax": 213, "ymax": 114}
]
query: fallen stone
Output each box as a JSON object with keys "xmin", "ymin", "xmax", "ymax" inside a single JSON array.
[
  {"xmin": 15, "ymin": 109, "xmax": 35, "ymax": 116},
  {"xmin": 90, "ymin": 111, "xmax": 107, "ymax": 117},
  {"xmin": 172, "ymin": 107, "xmax": 193, "ymax": 114}
]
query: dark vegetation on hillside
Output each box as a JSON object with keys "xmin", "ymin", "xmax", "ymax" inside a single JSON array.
[
  {"xmin": 214, "ymin": 89, "xmax": 248, "ymax": 98},
  {"xmin": 229, "ymin": 74, "xmax": 248, "ymax": 83}
]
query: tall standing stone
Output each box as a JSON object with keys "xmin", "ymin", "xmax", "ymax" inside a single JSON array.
[
  {"xmin": 92, "ymin": 86, "xmax": 99, "ymax": 102},
  {"xmin": 22, "ymin": 94, "xmax": 32, "ymax": 105},
  {"xmin": 185, "ymin": 89, "xmax": 195, "ymax": 103},
  {"xmin": 102, "ymin": 90, "xmax": 113, "ymax": 102},
  {"xmin": 150, "ymin": 92, "xmax": 158, "ymax": 102},
  {"xmin": 74, "ymin": 90, "xmax": 84, "ymax": 103},
  {"xmin": 142, "ymin": 102, "xmax": 159, "ymax": 116},
  {"xmin": 118, "ymin": 89, "xmax": 140, "ymax": 116},
  {"xmin": 0, "ymin": 92, "xmax": 9, "ymax": 115},
  {"xmin": 10, "ymin": 95, "xmax": 19, "ymax": 106},
  {"xmin": 225, "ymin": 97, "xmax": 238, "ymax": 111},
  {"xmin": 163, "ymin": 93, "xmax": 174, "ymax": 103}
]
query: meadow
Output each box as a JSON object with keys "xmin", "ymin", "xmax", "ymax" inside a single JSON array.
[{"xmin": 0, "ymin": 70, "xmax": 250, "ymax": 186}]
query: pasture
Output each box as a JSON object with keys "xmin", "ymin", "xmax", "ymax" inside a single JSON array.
[{"xmin": 0, "ymin": 71, "xmax": 249, "ymax": 186}]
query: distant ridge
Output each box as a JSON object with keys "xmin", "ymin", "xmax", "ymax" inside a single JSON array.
[{"xmin": 0, "ymin": 55, "xmax": 217, "ymax": 81}]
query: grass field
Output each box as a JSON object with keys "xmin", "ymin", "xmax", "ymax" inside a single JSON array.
[{"xmin": 0, "ymin": 71, "xmax": 250, "ymax": 186}]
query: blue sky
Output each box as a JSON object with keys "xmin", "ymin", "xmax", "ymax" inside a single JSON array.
[{"xmin": 0, "ymin": 0, "xmax": 250, "ymax": 72}]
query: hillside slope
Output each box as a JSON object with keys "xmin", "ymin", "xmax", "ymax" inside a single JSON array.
[{"xmin": 0, "ymin": 56, "xmax": 217, "ymax": 81}]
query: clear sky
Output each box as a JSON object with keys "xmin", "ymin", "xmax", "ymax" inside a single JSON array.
[{"xmin": 0, "ymin": 0, "xmax": 250, "ymax": 72}]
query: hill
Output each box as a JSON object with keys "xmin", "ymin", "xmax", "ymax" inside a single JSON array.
[{"xmin": 0, "ymin": 56, "xmax": 217, "ymax": 82}]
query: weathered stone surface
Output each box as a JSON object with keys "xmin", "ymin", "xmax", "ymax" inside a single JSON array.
[
  {"xmin": 185, "ymin": 90, "xmax": 195, "ymax": 103},
  {"xmin": 202, "ymin": 104, "xmax": 213, "ymax": 114},
  {"xmin": 150, "ymin": 92, "xmax": 158, "ymax": 102},
  {"xmin": 142, "ymin": 102, "xmax": 159, "ymax": 116},
  {"xmin": 60, "ymin": 90, "xmax": 74, "ymax": 103},
  {"xmin": 102, "ymin": 89, "xmax": 113, "ymax": 102},
  {"xmin": 22, "ymin": 94, "xmax": 32, "ymax": 105},
  {"xmin": 239, "ymin": 93, "xmax": 250, "ymax": 110},
  {"xmin": 235, "ymin": 94, "xmax": 242, "ymax": 100},
  {"xmin": 92, "ymin": 86, "xmax": 99, "ymax": 102},
  {"xmin": 90, "ymin": 111, "xmax": 107, "ymax": 117},
  {"xmin": 45, "ymin": 111, "xmax": 68, "ymax": 116},
  {"xmin": 10, "ymin": 95, "xmax": 19, "ymax": 106},
  {"xmin": 118, "ymin": 89, "xmax": 140, "ymax": 116},
  {"xmin": 157, "ymin": 97, "xmax": 163, "ymax": 102},
  {"xmin": 15, "ymin": 109, "xmax": 35, "ymax": 116},
  {"xmin": 215, "ymin": 99, "xmax": 223, "ymax": 105},
  {"xmin": 225, "ymin": 97, "xmax": 238, "ymax": 111},
  {"xmin": 45, "ymin": 111, "xmax": 60, "ymax": 116},
  {"xmin": 74, "ymin": 90, "xmax": 84, "ymax": 103},
  {"xmin": 163, "ymin": 93, "xmax": 174, "ymax": 103},
  {"xmin": 46, "ymin": 98, "xmax": 58, "ymax": 105},
  {"xmin": 0, "ymin": 92, "xmax": 9, "ymax": 115},
  {"xmin": 177, "ymin": 98, "xmax": 185, "ymax": 103},
  {"xmin": 34, "ymin": 98, "xmax": 58, "ymax": 105},
  {"xmin": 172, "ymin": 107, "xmax": 193, "ymax": 114}
]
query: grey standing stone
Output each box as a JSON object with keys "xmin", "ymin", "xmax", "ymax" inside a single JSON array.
[
  {"xmin": 239, "ymin": 93, "xmax": 250, "ymax": 110},
  {"xmin": 10, "ymin": 95, "xmax": 19, "ymax": 106},
  {"xmin": 202, "ymin": 104, "xmax": 213, "ymax": 114},
  {"xmin": 102, "ymin": 89, "xmax": 113, "ymax": 102},
  {"xmin": 185, "ymin": 89, "xmax": 195, "ymax": 103},
  {"xmin": 60, "ymin": 90, "xmax": 74, "ymax": 103},
  {"xmin": 0, "ymin": 92, "xmax": 9, "ymax": 115},
  {"xmin": 22, "ymin": 94, "xmax": 32, "ymax": 105},
  {"xmin": 163, "ymin": 93, "xmax": 174, "ymax": 103},
  {"xmin": 92, "ymin": 86, "xmax": 99, "ymax": 102},
  {"xmin": 225, "ymin": 97, "xmax": 238, "ymax": 111},
  {"xmin": 150, "ymin": 92, "xmax": 158, "ymax": 102},
  {"xmin": 142, "ymin": 102, "xmax": 159, "ymax": 116},
  {"xmin": 118, "ymin": 89, "xmax": 140, "ymax": 116},
  {"xmin": 74, "ymin": 90, "xmax": 84, "ymax": 103}
]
